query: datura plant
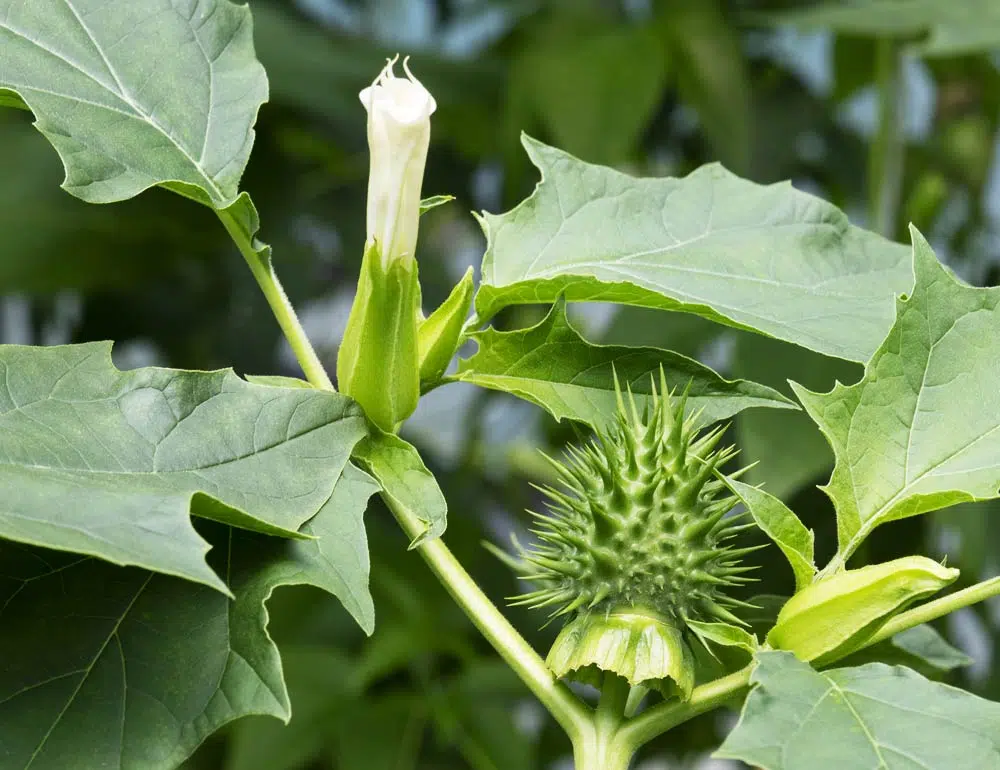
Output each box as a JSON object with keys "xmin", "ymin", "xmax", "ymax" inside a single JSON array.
[{"xmin": 3, "ymin": 3, "xmax": 1000, "ymax": 770}]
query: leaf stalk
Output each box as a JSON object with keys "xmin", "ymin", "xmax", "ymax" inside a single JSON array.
[{"xmin": 216, "ymin": 208, "xmax": 335, "ymax": 391}]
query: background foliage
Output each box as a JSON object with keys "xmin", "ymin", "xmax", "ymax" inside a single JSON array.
[{"xmin": 4, "ymin": 0, "xmax": 1000, "ymax": 767}]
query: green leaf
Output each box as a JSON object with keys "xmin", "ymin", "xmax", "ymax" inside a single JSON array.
[
  {"xmin": 285, "ymin": 463, "xmax": 380, "ymax": 633},
  {"xmin": 0, "ymin": 90, "xmax": 27, "ymax": 110},
  {"xmin": 0, "ymin": 0, "xmax": 267, "ymax": 206},
  {"xmin": 840, "ymin": 624, "xmax": 973, "ymax": 677},
  {"xmin": 0, "ymin": 466, "xmax": 379, "ymax": 770},
  {"xmin": 763, "ymin": 1, "xmax": 1000, "ymax": 57},
  {"xmin": 724, "ymin": 478, "xmax": 816, "ymax": 592},
  {"xmin": 476, "ymin": 136, "xmax": 912, "ymax": 363},
  {"xmin": 717, "ymin": 651, "xmax": 1000, "ymax": 769},
  {"xmin": 353, "ymin": 430, "xmax": 448, "ymax": 545},
  {"xmin": 0, "ymin": 342, "xmax": 366, "ymax": 592},
  {"xmin": 455, "ymin": 301, "xmax": 795, "ymax": 428},
  {"xmin": 886, "ymin": 625, "xmax": 972, "ymax": 672},
  {"xmin": 794, "ymin": 227, "xmax": 1000, "ymax": 566}
]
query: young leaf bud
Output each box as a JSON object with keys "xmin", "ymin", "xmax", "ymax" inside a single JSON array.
[{"xmin": 766, "ymin": 556, "xmax": 959, "ymax": 666}]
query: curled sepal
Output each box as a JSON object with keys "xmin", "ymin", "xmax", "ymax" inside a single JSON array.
[
  {"xmin": 337, "ymin": 241, "xmax": 421, "ymax": 431},
  {"xmin": 546, "ymin": 608, "xmax": 696, "ymax": 701},
  {"xmin": 767, "ymin": 556, "xmax": 959, "ymax": 666},
  {"xmin": 418, "ymin": 266, "xmax": 474, "ymax": 387}
]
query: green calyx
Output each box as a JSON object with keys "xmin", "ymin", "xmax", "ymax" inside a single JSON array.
[
  {"xmin": 337, "ymin": 241, "xmax": 421, "ymax": 432},
  {"xmin": 503, "ymin": 373, "xmax": 758, "ymax": 696},
  {"xmin": 547, "ymin": 608, "xmax": 695, "ymax": 700}
]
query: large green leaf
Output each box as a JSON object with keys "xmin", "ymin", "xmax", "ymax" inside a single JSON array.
[
  {"xmin": 476, "ymin": 136, "xmax": 912, "ymax": 363},
  {"xmin": 764, "ymin": 1, "xmax": 1000, "ymax": 57},
  {"xmin": 455, "ymin": 301, "xmax": 795, "ymax": 428},
  {"xmin": 0, "ymin": 0, "xmax": 267, "ymax": 206},
  {"xmin": 0, "ymin": 343, "xmax": 366, "ymax": 592},
  {"xmin": 717, "ymin": 651, "xmax": 1000, "ymax": 769},
  {"xmin": 0, "ymin": 464, "xmax": 379, "ymax": 770},
  {"xmin": 794, "ymin": 228, "xmax": 1000, "ymax": 566}
]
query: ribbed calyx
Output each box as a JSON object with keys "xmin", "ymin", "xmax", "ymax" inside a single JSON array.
[{"xmin": 504, "ymin": 374, "xmax": 758, "ymax": 697}]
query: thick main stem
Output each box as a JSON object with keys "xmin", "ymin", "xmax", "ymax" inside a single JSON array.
[
  {"xmin": 386, "ymin": 496, "xmax": 592, "ymax": 741},
  {"xmin": 572, "ymin": 729, "xmax": 634, "ymax": 770},
  {"xmin": 216, "ymin": 209, "xmax": 335, "ymax": 391},
  {"xmin": 869, "ymin": 39, "xmax": 906, "ymax": 239},
  {"xmin": 572, "ymin": 675, "xmax": 635, "ymax": 770}
]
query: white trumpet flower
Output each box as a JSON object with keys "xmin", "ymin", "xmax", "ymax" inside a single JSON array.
[{"xmin": 359, "ymin": 56, "xmax": 437, "ymax": 267}]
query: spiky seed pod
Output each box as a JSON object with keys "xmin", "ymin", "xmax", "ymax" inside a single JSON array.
[{"xmin": 503, "ymin": 372, "xmax": 758, "ymax": 699}]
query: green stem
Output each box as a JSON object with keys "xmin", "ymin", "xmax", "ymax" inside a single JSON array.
[
  {"xmin": 616, "ymin": 665, "xmax": 753, "ymax": 749},
  {"xmin": 572, "ymin": 729, "xmax": 634, "ymax": 770},
  {"xmin": 869, "ymin": 39, "xmax": 906, "ymax": 239},
  {"xmin": 616, "ymin": 576, "xmax": 1000, "ymax": 747},
  {"xmin": 385, "ymin": 495, "xmax": 592, "ymax": 741},
  {"xmin": 216, "ymin": 208, "xmax": 335, "ymax": 391},
  {"xmin": 574, "ymin": 676, "xmax": 634, "ymax": 770},
  {"xmin": 596, "ymin": 674, "xmax": 630, "ymax": 729},
  {"xmin": 866, "ymin": 576, "xmax": 1000, "ymax": 647}
]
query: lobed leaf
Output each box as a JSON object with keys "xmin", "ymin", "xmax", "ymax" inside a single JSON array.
[
  {"xmin": 717, "ymin": 651, "xmax": 1000, "ymax": 769},
  {"xmin": 476, "ymin": 136, "xmax": 912, "ymax": 363},
  {"xmin": 0, "ymin": 463, "xmax": 379, "ymax": 770},
  {"xmin": 455, "ymin": 301, "xmax": 795, "ymax": 428},
  {"xmin": 0, "ymin": 0, "xmax": 267, "ymax": 207},
  {"xmin": 0, "ymin": 342, "xmax": 366, "ymax": 592},
  {"xmin": 795, "ymin": 228, "xmax": 1000, "ymax": 565}
]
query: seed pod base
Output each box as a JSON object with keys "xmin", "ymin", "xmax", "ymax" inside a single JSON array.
[{"xmin": 546, "ymin": 607, "xmax": 695, "ymax": 700}]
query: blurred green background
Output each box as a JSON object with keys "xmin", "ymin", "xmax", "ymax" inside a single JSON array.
[{"xmin": 3, "ymin": 1, "xmax": 1000, "ymax": 767}]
